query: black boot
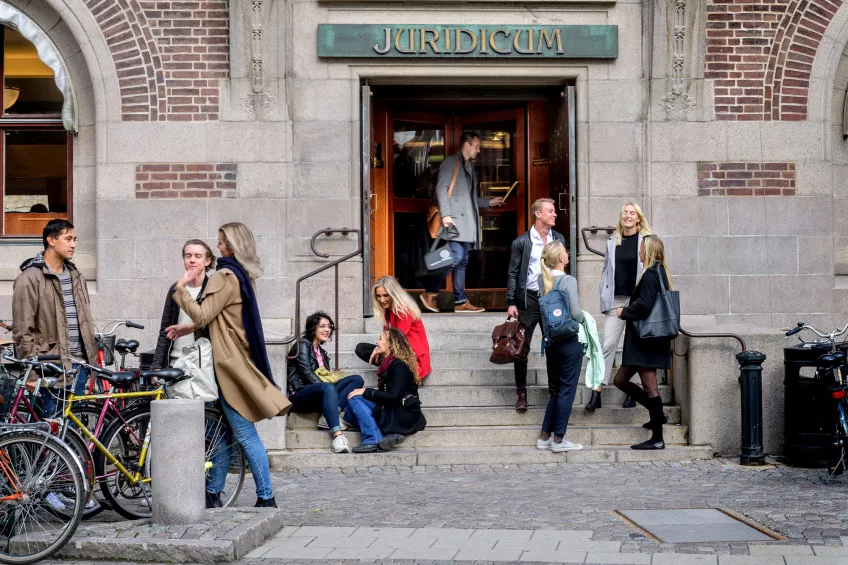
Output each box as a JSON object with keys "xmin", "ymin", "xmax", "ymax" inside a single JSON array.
[
  {"xmin": 622, "ymin": 395, "xmax": 637, "ymax": 408},
  {"xmin": 254, "ymin": 496, "xmax": 277, "ymax": 508},
  {"xmin": 585, "ymin": 390, "xmax": 602, "ymax": 411},
  {"xmin": 642, "ymin": 412, "xmax": 669, "ymax": 429},
  {"xmin": 205, "ymin": 491, "xmax": 222, "ymax": 509},
  {"xmin": 632, "ymin": 396, "xmax": 665, "ymax": 450}
]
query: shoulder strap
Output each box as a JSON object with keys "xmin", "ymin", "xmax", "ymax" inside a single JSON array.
[
  {"xmin": 655, "ymin": 265, "xmax": 668, "ymax": 292},
  {"xmin": 447, "ymin": 159, "xmax": 461, "ymax": 199}
]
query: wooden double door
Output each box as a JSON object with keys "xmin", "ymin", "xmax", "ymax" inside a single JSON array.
[{"xmin": 363, "ymin": 87, "xmax": 576, "ymax": 313}]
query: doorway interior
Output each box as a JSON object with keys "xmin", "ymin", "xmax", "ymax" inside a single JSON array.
[{"xmin": 363, "ymin": 84, "xmax": 576, "ymax": 312}]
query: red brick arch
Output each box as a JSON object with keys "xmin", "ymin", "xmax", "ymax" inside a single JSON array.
[
  {"xmin": 83, "ymin": 1, "xmax": 228, "ymax": 121},
  {"xmin": 706, "ymin": 0, "xmax": 844, "ymax": 121}
]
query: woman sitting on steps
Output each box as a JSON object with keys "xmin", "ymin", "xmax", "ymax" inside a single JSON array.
[
  {"xmin": 287, "ymin": 311, "xmax": 363, "ymax": 454},
  {"xmin": 347, "ymin": 328, "xmax": 427, "ymax": 453},
  {"xmin": 355, "ymin": 276, "xmax": 431, "ymax": 380}
]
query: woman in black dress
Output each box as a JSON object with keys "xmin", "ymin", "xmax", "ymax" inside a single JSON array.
[{"xmin": 613, "ymin": 235, "xmax": 674, "ymax": 450}]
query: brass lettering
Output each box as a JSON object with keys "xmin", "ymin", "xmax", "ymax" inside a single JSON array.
[
  {"xmin": 537, "ymin": 28, "xmax": 564, "ymax": 54},
  {"xmin": 513, "ymin": 28, "xmax": 534, "ymax": 54},
  {"xmin": 373, "ymin": 28, "xmax": 391, "ymax": 55},
  {"xmin": 445, "ymin": 27, "xmax": 451, "ymax": 52},
  {"xmin": 480, "ymin": 28, "xmax": 488, "ymax": 54},
  {"xmin": 394, "ymin": 28, "xmax": 415, "ymax": 54},
  {"xmin": 489, "ymin": 28, "xmax": 511, "ymax": 54},
  {"xmin": 455, "ymin": 28, "xmax": 478, "ymax": 54},
  {"xmin": 420, "ymin": 28, "xmax": 441, "ymax": 54}
]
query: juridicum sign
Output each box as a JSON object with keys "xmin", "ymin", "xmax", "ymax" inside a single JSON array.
[{"xmin": 317, "ymin": 24, "xmax": 618, "ymax": 59}]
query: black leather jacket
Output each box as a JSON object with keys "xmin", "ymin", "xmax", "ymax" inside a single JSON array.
[
  {"xmin": 286, "ymin": 338, "xmax": 330, "ymax": 396},
  {"xmin": 152, "ymin": 276, "xmax": 208, "ymax": 369},
  {"xmin": 506, "ymin": 228, "xmax": 565, "ymax": 310}
]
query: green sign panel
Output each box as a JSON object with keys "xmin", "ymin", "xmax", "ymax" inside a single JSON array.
[{"xmin": 317, "ymin": 24, "xmax": 618, "ymax": 59}]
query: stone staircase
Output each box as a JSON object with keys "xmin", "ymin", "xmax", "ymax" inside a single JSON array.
[{"xmin": 267, "ymin": 313, "xmax": 713, "ymax": 469}]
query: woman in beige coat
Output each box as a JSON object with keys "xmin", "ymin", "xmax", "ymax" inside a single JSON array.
[{"xmin": 172, "ymin": 222, "xmax": 290, "ymax": 508}]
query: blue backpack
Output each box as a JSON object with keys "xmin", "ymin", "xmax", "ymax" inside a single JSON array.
[{"xmin": 538, "ymin": 276, "xmax": 580, "ymax": 354}]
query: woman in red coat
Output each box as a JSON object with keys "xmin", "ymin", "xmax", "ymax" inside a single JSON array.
[{"xmin": 355, "ymin": 276, "xmax": 432, "ymax": 379}]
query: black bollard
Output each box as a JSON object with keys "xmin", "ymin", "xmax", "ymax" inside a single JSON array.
[{"xmin": 737, "ymin": 350, "xmax": 767, "ymax": 465}]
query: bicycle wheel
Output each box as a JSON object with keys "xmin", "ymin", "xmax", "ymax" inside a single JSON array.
[
  {"xmin": 55, "ymin": 428, "xmax": 103, "ymax": 519},
  {"xmin": 0, "ymin": 432, "xmax": 84, "ymax": 564},
  {"xmin": 93, "ymin": 407, "xmax": 152, "ymax": 520},
  {"xmin": 66, "ymin": 402, "xmax": 112, "ymax": 513},
  {"xmin": 204, "ymin": 408, "xmax": 245, "ymax": 508}
]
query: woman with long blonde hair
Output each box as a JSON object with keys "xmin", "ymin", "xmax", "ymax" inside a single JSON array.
[
  {"xmin": 589, "ymin": 202, "xmax": 653, "ymax": 411},
  {"xmin": 173, "ymin": 222, "xmax": 290, "ymax": 508},
  {"xmin": 347, "ymin": 328, "xmax": 427, "ymax": 452},
  {"xmin": 355, "ymin": 276, "xmax": 432, "ymax": 379},
  {"xmin": 614, "ymin": 234, "xmax": 673, "ymax": 450},
  {"xmin": 535, "ymin": 241, "xmax": 585, "ymax": 453}
]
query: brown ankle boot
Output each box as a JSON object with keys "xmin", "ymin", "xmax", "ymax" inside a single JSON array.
[
  {"xmin": 419, "ymin": 292, "xmax": 439, "ymax": 313},
  {"xmin": 515, "ymin": 392, "xmax": 528, "ymax": 412}
]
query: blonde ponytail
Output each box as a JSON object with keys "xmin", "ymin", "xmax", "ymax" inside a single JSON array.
[{"xmin": 540, "ymin": 241, "xmax": 566, "ymax": 295}]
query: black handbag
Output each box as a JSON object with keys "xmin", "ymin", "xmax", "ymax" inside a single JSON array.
[
  {"xmin": 423, "ymin": 226, "xmax": 458, "ymax": 275},
  {"xmin": 401, "ymin": 394, "xmax": 421, "ymax": 409},
  {"xmin": 634, "ymin": 268, "xmax": 680, "ymax": 339}
]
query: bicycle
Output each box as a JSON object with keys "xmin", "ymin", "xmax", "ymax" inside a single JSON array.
[
  {"xmin": 0, "ymin": 422, "xmax": 85, "ymax": 564},
  {"xmin": 65, "ymin": 362, "xmax": 245, "ymax": 518},
  {"xmin": 785, "ymin": 321, "xmax": 848, "ymax": 482}
]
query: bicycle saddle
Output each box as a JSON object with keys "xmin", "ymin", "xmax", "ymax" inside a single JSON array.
[
  {"xmin": 818, "ymin": 351, "xmax": 846, "ymax": 369},
  {"xmin": 140, "ymin": 368, "xmax": 188, "ymax": 383},
  {"xmin": 99, "ymin": 371, "xmax": 138, "ymax": 388},
  {"xmin": 115, "ymin": 339, "xmax": 140, "ymax": 354}
]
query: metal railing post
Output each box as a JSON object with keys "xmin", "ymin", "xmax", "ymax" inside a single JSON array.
[{"xmin": 737, "ymin": 350, "xmax": 767, "ymax": 465}]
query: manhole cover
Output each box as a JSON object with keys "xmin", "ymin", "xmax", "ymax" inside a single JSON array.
[{"xmin": 617, "ymin": 509, "xmax": 776, "ymax": 543}]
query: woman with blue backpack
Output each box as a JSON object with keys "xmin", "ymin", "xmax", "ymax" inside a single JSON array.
[{"xmin": 535, "ymin": 240, "xmax": 584, "ymax": 453}]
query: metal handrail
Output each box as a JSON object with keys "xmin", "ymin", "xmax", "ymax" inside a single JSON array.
[
  {"xmin": 266, "ymin": 228, "xmax": 362, "ymax": 371},
  {"xmin": 581, "ymin": 226, "xmax": 747, "ymax": 352}
]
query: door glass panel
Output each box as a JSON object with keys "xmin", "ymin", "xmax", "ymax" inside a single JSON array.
[
  {"xmin": 468, "ymin": 120, "xmax": 517, "ymax": 200},
  {"xmin": 393, "ymin": 211, "xmax": 446, "ymax": 290},
  {"xmin": 392, "ymin": 122, "xmax": 444, "ymax": 199}
]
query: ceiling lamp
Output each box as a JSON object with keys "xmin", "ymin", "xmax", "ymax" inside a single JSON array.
[{"xmin": 4, "ymin": 86, "xmax": 20, "ymax": 110}]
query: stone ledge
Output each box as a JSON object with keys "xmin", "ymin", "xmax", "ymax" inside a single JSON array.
[{"xmin": 56, "ymin": 508, "xmax": 284, "ymax": 563}]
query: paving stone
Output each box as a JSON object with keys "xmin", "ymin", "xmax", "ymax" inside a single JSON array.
[
  {"xmin": 813, "ymin": 545, "xmax": 848, "ymax": 555},
  {"xmin": 520, "ymin": 549, "xmax": 589, "ymax": 562},
  {"xmin": 749, "ymin": 545, "xmax": 814, "ymax": 556},
  {"xmin": 289, "ymin": 526, "xmax": 356, "ymax": 538},
  {"xmin": 322, "ymin": 545, "xmax": 396, "ymax": 559},
  {"xmin": 454, "ymin": 547, "xmax": 523, "ymax": 561},
  {"xmin": 369, "ymin": 536, "xmax": 440, "ymax": 549},
  {"xmin": 785, "ymin": 558, "xmax": 848, "ymax": 565},
  {"xmin": 717, "ymin": 557, "xmax": 787, "ymax": 565},
  {"xmin": 351, "ymin": 527, "xmax": 415, "ymax": 538},
  {"xmin": 469, "ymin": 528, "xmax": 534, "ymax": 541},
  {"xmin": 585, "ymin": 551, "xmax": 653, "ymax": 564},
  {"xmin": 652, "ymin": 555, "xmax": 718, "ymax": 564},
  {"xmin": 259, "ymin": 544, "xmax": 333, "ymax": 559},
  {"xmin": 430, "ymin": 537, "xmax": 498, "ymax": 549},
  {"xmin": 494, "ymin": 537, "xmax": 560, "ymax": 551},
  {"xmin": 307, "ymin": 535, "xmax": 376, "ymax": 548},
  {"xmin": 389, "ymin": 547, "xmax": 461, "ymax": 559},
  {"xmin": 409, "ymin": 528, "xmax": 474, "ymax": 540}
]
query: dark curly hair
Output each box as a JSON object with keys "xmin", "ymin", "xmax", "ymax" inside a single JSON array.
[{"xmin": 303, "ymin": 311, "xmax": 335, "ymax": 342}]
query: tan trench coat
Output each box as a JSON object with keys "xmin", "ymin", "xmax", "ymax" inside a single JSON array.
[{"xmin": 173, "ymin": 268, "xmax": 290, "ymax": 422}]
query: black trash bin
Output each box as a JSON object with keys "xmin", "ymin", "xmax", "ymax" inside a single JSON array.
[{"xmin": 784, "ymin": 343, "xmax": 838, "ymax": 466}]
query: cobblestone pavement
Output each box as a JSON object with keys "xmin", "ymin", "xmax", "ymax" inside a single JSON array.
[{"xmin": 46, "ymin": 457, "xmax": 848, "ymax": 564}]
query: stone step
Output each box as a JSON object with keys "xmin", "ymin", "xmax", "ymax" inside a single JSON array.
[
  {"xmin": 337, "ymin": 332, "xmax": 624, "ymax": 354},
  {"xmin": 414, "ymin": 384, "xmax": 673, "ymax": 408},
  {"xmin": 338, "ymin": 350, "xmax": 554, "ymax": 370},
  {"xmin": 287, "ymin": 405, "xmax": 682, "ymax": 429},
  {"xmin": 267, "ymin": 444, "xmax": 714, "ymax": 469},
  {"xmin": 366, "ymin": 313, "xmax": 516, "ymax": 334},
  {"xmin": 285, "ymin": 424, "xmax": 689, "ymax": 450}
]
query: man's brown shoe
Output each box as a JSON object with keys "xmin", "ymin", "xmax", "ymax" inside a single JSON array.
[
  {"xmin": 419, "ymin": 292, "xmax": 439, "ymax": 313},
  {"xmin": 455, "ymin": 301, "xmax": 485, "ymax": 313},
  {"xmin": 515, "ymin": 392, "xmax": 528, "ymax": 412}
]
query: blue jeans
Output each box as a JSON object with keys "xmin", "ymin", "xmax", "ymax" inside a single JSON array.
[
  {"xmin": 289, "ymin": 376, "xmax": 364, "ymax": 433},
  {"xmin": 345, "ymin": 396, "xmax": 383, "ymax": 445},
  {"xmin": 541, "ymin": 335, "xmax": 583, "ymax": 437},
  {"xmin": 210, "ymin": 396, "xmax": 273, "ymax": 500},
  {"xmin": 426, "ymin": 240, "xmax": 472, "ymax": 305},
  {"xmin": 39, "ymin": 366, "xmax": 88, "ymax": 418},
  {"xmin": 335, "ymin": 375, "xmax": 364, "ymax": 413}
]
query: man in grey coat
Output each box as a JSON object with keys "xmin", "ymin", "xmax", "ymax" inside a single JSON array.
[{"xmin": 420, "ymin": 132, "xmax": 503, "ymax": 313}]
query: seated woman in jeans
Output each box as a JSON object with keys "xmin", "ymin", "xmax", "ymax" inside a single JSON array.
[
  {"xmin": 287, "ymin": 311, "xmax": 363, "ymax": 454},
  {"xmin": 346, "ymin": 328, "xmax": 427, "ymax": 453}
]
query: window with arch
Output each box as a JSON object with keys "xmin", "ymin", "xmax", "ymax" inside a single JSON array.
[{"xmin": 0, "ymin": 24, "xmax": 71, "ymax": 238}]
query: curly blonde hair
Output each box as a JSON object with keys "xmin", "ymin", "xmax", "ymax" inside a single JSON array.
[{"xmin": 382, "ymin": 328, "xmax": 421, "ymax": 385}]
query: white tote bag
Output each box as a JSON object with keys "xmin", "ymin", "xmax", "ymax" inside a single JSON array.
[{"xmin": 170, "ymin": 337, "xmax": 218, "ymax": 401}]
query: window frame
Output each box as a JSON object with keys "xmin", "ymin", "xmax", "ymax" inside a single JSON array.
[{"xmin": 0, "ymin": 25, "xmax": 73, "ymax": 240}]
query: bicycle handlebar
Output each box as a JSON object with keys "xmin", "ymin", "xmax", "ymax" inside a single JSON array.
[
  {"xmin": 97, "ymin": 320, "xmax": 145, "ymax": 337},
  {"xmin": 785, "ymin": 321, "xmax": 848, "ymax": 342}
]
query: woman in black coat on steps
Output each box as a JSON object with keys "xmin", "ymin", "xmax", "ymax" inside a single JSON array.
[
  {"xmin": 613, "ymin": 235, "xmax": 674, "ymax": 451},
  {"xmin": 346, "ymin": 328, "xmax": 427, "ymax": 453}
]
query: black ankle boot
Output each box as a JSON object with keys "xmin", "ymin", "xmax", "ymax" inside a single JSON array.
[
  {"xmin": 585, "ymin": 390, "xmax": 602, "ymax": 411},
  {"xmin": 205, "ymin": 491, "xmax": 222, "ymax": 509},
  {"xmin": 254, "ymin": 496, "xmax": 277, "ymax": 508},
  {"xmin": 642, "ymin": 412, "xmax": 669, "ymax": 429},
  {"xmin": 622, "ymin": 395, "xmax": 637, "ymax": 408}
]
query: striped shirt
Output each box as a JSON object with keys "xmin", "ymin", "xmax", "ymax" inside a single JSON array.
[{"xmin": 51, "ymin": 267, "xmax": 83, "ymax": 358}]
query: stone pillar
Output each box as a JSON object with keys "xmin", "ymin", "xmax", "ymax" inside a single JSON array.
[{"xmin": 151, "ymin": 399, "xmax": 205, "ymax": 525}]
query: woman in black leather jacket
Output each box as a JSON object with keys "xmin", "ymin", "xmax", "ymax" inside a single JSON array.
[{"xmin": 287, "ymin": 311, "xmax": 363, "ymax": 454}]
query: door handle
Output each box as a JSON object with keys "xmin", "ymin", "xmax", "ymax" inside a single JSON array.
[
  {"xmin": 369, "ymin": 192, "xmax": 378, "ymax": 212},
  {"xmin": 558, "ymin": 192, "xmax": 569, "ymax": 211}
]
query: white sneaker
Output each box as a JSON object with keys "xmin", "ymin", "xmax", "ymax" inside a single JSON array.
[
  {"xmin": 551, "ymin": 438, "xmax": 583, "ymax": 452},
  {"xmin": 319, "ymin": 414, "xmax": 349, "ymax": 431},
  {"xmin": 45, "ymin": 492, "xmax": 66, "ymax": 511},
  {"xmin": 536, "ymin": 437, "xmax": 553, "ymax": 450},
  {"xmin": 331, "ymin": 435, "xmax": 351, "ymax": 454}
]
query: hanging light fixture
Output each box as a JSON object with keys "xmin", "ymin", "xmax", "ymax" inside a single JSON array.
[{"xmin": 3, "ymin": 86, "xmax": 20, "ymax": 110}]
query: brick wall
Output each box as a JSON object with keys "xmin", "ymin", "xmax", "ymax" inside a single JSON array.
[
  {"xmin": 706, "ymin": 0, "xmax": 843, "ymax": 121},
  {"xmin": 135, "ymin": 163, "xmax": 237, "ymax": 198},
  {"xmin": 697, "ymin": 162, "xmax": 796, "ymax": 195},
  {"xmin": 84, "ymin": 1, "xmax": 229, "ymax": 121}
]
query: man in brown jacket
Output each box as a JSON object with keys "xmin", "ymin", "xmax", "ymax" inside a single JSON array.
[{"xmin": 13, "ymin": 219, "xmax": 97, "ymax": 397}]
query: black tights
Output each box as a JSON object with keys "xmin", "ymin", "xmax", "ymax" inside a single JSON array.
[{"xmin": 612, "ymin": 365, "xmax": 659, "ymax": 406}]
